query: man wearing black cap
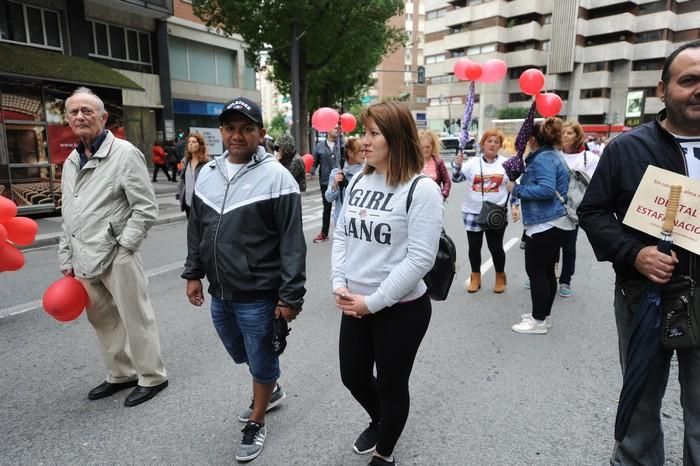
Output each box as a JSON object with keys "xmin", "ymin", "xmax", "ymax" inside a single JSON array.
[{"xmin": 182, "ymin": 97, "xmax": 306, "ymax": 462}]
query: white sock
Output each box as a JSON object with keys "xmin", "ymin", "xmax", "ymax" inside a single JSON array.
[{"xmin": 533, "ymin": 318, "xmax": 545, "ymax": 324}]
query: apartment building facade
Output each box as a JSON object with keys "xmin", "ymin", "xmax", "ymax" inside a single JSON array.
[{"xmin": 423, "ymin": 0, "xmax": 700, "ymax": 136}]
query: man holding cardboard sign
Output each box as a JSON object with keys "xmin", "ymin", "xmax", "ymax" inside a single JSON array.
[{"xmin": 578, "ymin": 40, "xmax": 700, "ymax": 465}]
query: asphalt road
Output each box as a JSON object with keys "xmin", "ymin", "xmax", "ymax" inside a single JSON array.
[{"xmin": 0, "ymin": 181, "xmax": 685, "ymax": 465}]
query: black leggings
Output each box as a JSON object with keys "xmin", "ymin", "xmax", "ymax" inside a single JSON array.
[
  {"xmin": 320, "ymin": 184, "xmax": 332, "ymax": 235},
  {"xmin": 467, "ymin": 228, "xmax": 506, "ymax": 273},
  {"xmin": 524, "ymin": 227, "xmax": 566, "ymax": 321},
  {"xmin": 339, "ymin": 293, "xmax": 431, "ymax": 457}
]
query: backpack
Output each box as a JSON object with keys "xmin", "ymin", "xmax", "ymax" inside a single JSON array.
[
  {"xmin": 407, "ymin": 176, "xmax": 457, "ymax": 301},
  {"xmin": 555, "ymin": 152, "xmax": 591, "ymax": 225},
  {"xmin": 348, "ymin": 174, "xmax": 457, "ymax": 301}
]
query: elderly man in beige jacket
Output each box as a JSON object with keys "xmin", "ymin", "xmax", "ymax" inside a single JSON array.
[{"xmin": 59, "ymin": 87, "xmax": 167, "ymax": 407}]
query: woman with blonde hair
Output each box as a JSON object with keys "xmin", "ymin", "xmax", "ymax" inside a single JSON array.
[
  {"xmin": 418, "ymin": 130, "xmax": 452, "ymax": 200},
  {"xmin": 451, "ymin": 128, "xmax": 517, "ymax": 293},
  {"xmin": 332, "ymin": 101, "xmax": 443, "ymax": 466},
  {"xmin": 177, "ymin": 132, "xmax": 210, "ymax": 218}
]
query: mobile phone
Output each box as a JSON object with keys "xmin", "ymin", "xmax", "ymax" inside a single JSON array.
[{"xmin": 332, "ymin": 291, "xmax": 353, "ymax": 301}]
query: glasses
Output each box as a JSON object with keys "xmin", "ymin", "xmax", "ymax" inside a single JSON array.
[{"xmin": 66, "ymin": 107, "xmax": 97, "ymax": 117}]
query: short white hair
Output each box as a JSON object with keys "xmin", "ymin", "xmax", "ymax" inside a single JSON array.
[{"xmin": 65, "ymin": 86, "xmax": 106, "ymax": 114}]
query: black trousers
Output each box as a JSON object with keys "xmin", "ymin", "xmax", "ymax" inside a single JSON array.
[
  {"xmin": 524, "ymin": 227, "xmax": 566, "ymax": 321},
  {"xmin": 466, "ymin": 227, "xmax": 506, "ymax": 273},
  {"xmin": 339, "ymin": 293, "xmax": 431, "ymax": 457},
  {"xmin": 320, "ymin": 183, "xmax": 332, "ymax": 236},
  {"xmin": 152, "ymin": 164, "xmax": 171, "ymax": 181}
]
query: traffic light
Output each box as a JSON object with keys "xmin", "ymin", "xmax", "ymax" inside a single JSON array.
[{"xmin": 417, "ymin": 66, "xmax": 425, "ymax": 84}]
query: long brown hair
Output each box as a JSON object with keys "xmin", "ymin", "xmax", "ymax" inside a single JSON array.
[
  {"xmin": 361, "ymin": 101, "xmax": 423, "ymax": 187},
  {"xmin": 185, "ymin": 132, "xmax": 208, "ymax": 163}
]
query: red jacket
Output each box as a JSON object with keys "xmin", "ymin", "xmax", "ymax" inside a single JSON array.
[{"xmin": 151, "ymin": 145, "xmax": 166, "ymax": 165}]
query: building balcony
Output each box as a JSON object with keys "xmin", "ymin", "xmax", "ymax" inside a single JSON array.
[
  {"xmin": 580, "ymin": 0, "xmax": 629, "ymax": 9},
  {"xmin": 443, "ymin": 29, "xmax": 500, "ymax": 51},
  {"xmin": 578, "ymin": 71, "xmax": 612, "ymax": 88},
  {"xmin": 504, "ymin": 49, "xmax": 547, "ymax": 68},
  {"xmin": 581, "ymin": 12, "xmax": 635, "ymax": 36},
  {"xmin": 575, "ymin": 97, "xmax": 610, "ymax": 116},
  {"xmin": 628, "ymin": 70, "xmax": 663, "ymax": 88},
  {"xmin": 576, "ymin": 41, "xmax": 633, "ymax": 63},
  {"xmin": 504, "ymin": 22, "xmax": 549, "ymax": 43},
  {"xmin": 631, "ymin": 41, "xmax": 676, "ymax": 60},
  {"xmin": 496, "ymin": 0, "xmax": 552, "ymax": 17},
  {"xmin": 87, "ymin": 0, "xmax": 172, "ymax": 17}
]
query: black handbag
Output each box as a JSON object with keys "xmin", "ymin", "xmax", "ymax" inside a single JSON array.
[
  {"xmin": 407, "ymin": 176, "xmax": 457, "ymax": 301},
  {"xmin": 661, "ymin": 257, "xmax": 700, "ymax": 349},
  {"xmin": 476, "ymin": 157, "xmax": 509, "ymax": 230}
]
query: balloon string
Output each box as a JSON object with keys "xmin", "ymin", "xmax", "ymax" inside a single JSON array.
[{"xmin": 459, "ymin": 81, "xmax": 476, "ymax": 151}]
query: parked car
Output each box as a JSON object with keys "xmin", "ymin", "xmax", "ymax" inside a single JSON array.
[{"xmin": 440, "ymin": 136, "xmax": 476, "ymax": 158}]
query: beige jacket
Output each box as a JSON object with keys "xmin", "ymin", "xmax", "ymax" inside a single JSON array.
[{"xmin": 58, "ymin": 131, "xmax": 157, "ymax": 278}]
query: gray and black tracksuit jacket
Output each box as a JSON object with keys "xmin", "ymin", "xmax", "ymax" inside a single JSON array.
[{"xmin": 182, "ymin": 147, "xmax": 306, "ymax": 309}]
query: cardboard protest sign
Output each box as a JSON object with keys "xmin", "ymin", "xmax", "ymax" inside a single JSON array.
[{"xmin": 623, "ymin": 165, "xmax": 700, "ymax": 255}]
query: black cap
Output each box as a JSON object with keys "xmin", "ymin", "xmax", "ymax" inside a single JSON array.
[{"xmin": 219, "ymin": 97, "xmax": 263, "ymax": 125}]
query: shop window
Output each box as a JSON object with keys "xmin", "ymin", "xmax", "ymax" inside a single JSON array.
[
  {"xmin": 6, "ymin": 125, "xmax": 48, "ymax": 164},
  {"xmin": 1, "ymin": 82, "xmax": 44, "ymax": 122},
  {"xmin": 169, "ymin": 36, "xmax": 238, "ymax": 87},
  {"xmin": 89, "ymin": 20, "xmax": 151, "ymax": 65},
  {"xmin": 0, "ymin": 0, "xmax": 63, "ymax": 50}
]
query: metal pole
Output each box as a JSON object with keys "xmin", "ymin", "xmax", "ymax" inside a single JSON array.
[{"xmin": 290, "ymin": 21, "xmax": 302, "ymax": 151}]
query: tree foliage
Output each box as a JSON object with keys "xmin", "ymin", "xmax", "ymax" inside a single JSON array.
[
  {"xmin": 192, "ymin": 0, "xmax": 405, "ymax": 152},
  {"xmin": 496, "ymin": 106, "xmax": 532, "ymax": 119},
  {"xmin": 267, "ymin": 113, "xmax": 289, "ymax": 140}
]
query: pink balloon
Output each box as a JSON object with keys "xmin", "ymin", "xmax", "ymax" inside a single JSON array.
[
  {"xmin": 464, "ymin": 61, "xmax": 483, "ymax": 81},
  {"xmin": 536, "ymin": 92, "xmax": 563, "ymax": 117},
  {"xmin": 453, "ymin": 58, "xmax": 471, "ymax": 81},
  {"xmin": 480, "ymin": 59, "xmax": 507, "ymax": 83},
  {"xmin": 43, "ymin": 276, "xmax": 88, "ymax": 322},
  {"xmin": 3, "ymin": 217, "xmax": 38, "ymax": 246},
  {"xmin": 302, "ymin": 153, "xmax": 314, "ymax": 173},
  {"xmin": 519, "ymin": 68, "xmax": 545, "ymax": 96},
  {"xmin": 0, "ymin": 224, "xmax": 6, "ymax": 244},
  {"xmin": 312, "ymin": 107, "xmax": 340, "ymax": 132},
  {"xmin": 340, "ymin": 113, "xmax": 357, "ymax": 133},
  {"xmin": 0, "ymin": 241, "xmax": 25, "ymax": 272},
  {"xmin": 0, "ymin": 196, "xmax": 17, "ymax": 224}
]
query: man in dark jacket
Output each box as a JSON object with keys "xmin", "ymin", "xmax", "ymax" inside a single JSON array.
[
  {"xmin": 578, "ymin": 40, "xmax": 700, "ymax": 465},
  {"xmin": 182, "ymin": 97, "xmax": 306, "ymax": 462},
  {"xmin": 310, "ymin": 127, "xmax": 340, "ymax": 242}
]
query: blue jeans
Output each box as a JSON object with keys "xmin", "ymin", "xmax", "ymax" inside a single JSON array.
[
  {"xmin": 210, "ymin": 296, "xmax": 280, "ymax": 384},
  {"xmin": 559, "ymin": 226, "xmax": 578, "ymax": 286},
  {"xmin": 612, "ymin": 286, "xmax": 700, "ymax": 465}
]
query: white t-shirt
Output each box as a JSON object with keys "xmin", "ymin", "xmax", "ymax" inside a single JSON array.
[
  {"xmin": 562, "ymin": 149, "xmax": 599, "ymax": 179},
  {"xmin": 226, "ymin": 159, "xmax": 245, "ymax": 180},
  {"xmin": 453, "ymin": 155, "xmax": 510, "ymax": 214},
  {"xmin": 674, "ymin": 134, "xmax": 700, "ymax": 179}
]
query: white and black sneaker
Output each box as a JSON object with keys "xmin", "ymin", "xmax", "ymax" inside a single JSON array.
[
  {"xmin": 235, "ymin": 421, "xmax": 267, "ymax": 462},
  {"xmin": 238, "ymin": 384, "xmax": 286, "ymax": 423},
  {"xmin": 353, "ymin": 422, "xmax": 380, "ymax": 454}
]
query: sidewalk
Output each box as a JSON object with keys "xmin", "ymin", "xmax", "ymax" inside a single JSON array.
[{"xmin": 27, "ymin": 179, "xmax": 320, "ymax": 250}]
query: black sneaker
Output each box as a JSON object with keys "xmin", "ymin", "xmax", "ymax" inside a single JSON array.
[
  {"xmin": 353, "ymin": 422, "xmax": 379, "ymax": 455},
  {"xmin": 235, "ymin": 421, "xmax": 267, "ymax": 462},
  {"xmin": 368, "ymin": 455, "xmax": 395, "ymax": 465}
]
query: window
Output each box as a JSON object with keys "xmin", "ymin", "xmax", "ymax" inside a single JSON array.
[
  {"xmin": 169, "ymin": 36, "xmax": 238, "ymax": 87},
  {"xmin": 89, "ymin": 21, "xmax": 151, "ymax": 65},
  {"xmin": 0, "ymin": 0, "xmax": 63, "ymax": 50},
  {"xmin": 636, "ymin": 30, "xmax": 664, "ymax": 43},
  {"xmin": 543, "ymin": 14, "xmax": 552, "ymax": 24},
  {"xmin": 425, "ymin": 54, "xmax": 446, "ymax": 64},
  {"xmin": 426, "ymin": 8, "xmax": 446, "ymax": 20},
  {"xmin": 632, "ymin": 59, "xmax": 664, "ymax": 71},
  {"xmin": 467, "ymin": 43, "xmax": 496, "ymax": 56},
  {"xmin": 508, "ymin": 93, "xmax": 532, "ymax": 102},
  {"xmin": 583, "ymin": 62, "xmax": 607, "ymax": 73},
  {"xmin": 542, "ymin": 40, "xmax": 551, "ymax": 51},
  {"xmin": 580, "ymin": 88, "xmax": 610, "ymax": 99}
]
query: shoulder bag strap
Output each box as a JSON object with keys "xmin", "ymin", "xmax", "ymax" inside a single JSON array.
[{"xmin": 406, "ymin": 175, "xmax": 429, "ymax": 213}]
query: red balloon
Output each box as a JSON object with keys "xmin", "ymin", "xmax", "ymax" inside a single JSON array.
[
  {"xmin": 481, "ymin": 59, "xmax": 507, "ymax": 83},
  {"xmin": 302, "ymin": 153, "xmax": 314, "ymax": 173},
  {"xmin": 3, "ymin": 217, "xmax": 38, "ymax": 246},
  {"xmin": 0, "ymin": 241, "xmax": 25, "ymax": 272},
  {"xmin": 519, "ymin": 68, "xmax": 545, "ymax": 96},
  {"xmin": 42, "ymin": 276, "xmax": 88, "ymax": 322},
  {"xmin": 0, "ymin": 196, "xmax": 17, "ymax": 224},
  {"xmin": 536, "ymin": 92, "xmax": 563, "ymax": 117},
  {"xmin": 340, "ymin": 113, "xmax": 357, "ymax": 133},
  {"xmin": 453, "ymin": 58, "xmax": 471, "ymax": 81},
  {"xmin": 0, "ymin": 224, "xmax": 6, "ymax": 244},
  {"xmin": 464, "ymin": 61, "xmax": 483, "ymax": 81},
  {"xmin": 312, "ymin": 107, "xmax": 340, "ymax": 132}
]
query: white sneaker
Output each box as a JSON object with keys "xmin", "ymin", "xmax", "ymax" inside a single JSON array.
[
  {"xmin": 520, "ymin": 313, "xmax": 552, "ymax": 329},
  {"xmin": 512, "ymin": 318, "xmax": 548, "ymax": 334}
]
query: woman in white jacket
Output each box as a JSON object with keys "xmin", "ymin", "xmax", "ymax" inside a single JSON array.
[{"xmin": 557, "ymin": 121, "xmax": 599, "ymax": 297}]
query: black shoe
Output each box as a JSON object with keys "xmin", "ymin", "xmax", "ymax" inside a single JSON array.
[
  {"xmin": 368, "ymin": 455, "xmax": 395, "ymax": 465},
  {"xmin": 124, "ymin": 380, "xmax": 168, "ymax": 407},
  {"xmin": 87, "ymin": 379, "xmax": 138, "ymax": 400},
  {"xmin": 353, "ymin": 422, "xmax": 380, "ymax": 454}
]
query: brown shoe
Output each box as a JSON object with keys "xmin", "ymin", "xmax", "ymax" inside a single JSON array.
[
  {"xmin": 494, "ymin": 272, "xmax": 507, "ymax": 293},
  {"xmin": 467, "ymin": 272, "xmax": 481, "ymax": 293}
]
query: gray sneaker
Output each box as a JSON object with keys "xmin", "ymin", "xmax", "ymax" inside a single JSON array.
[
  {"xmin": 238, "ymin": 384, "xmax": 286, "ymax": 423},
  {"xmin": 235, "ymin": 421, "xmax": 267, "ymax": 462}
]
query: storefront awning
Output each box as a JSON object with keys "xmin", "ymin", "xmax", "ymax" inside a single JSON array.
[{"xmin": 0, "ymin": 43, "xmax": 144, "ymax": 91}]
